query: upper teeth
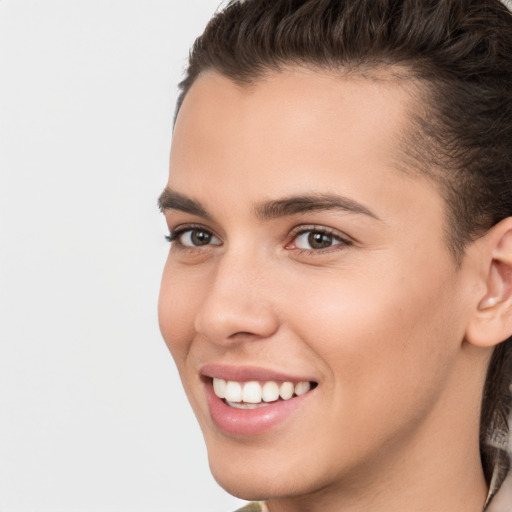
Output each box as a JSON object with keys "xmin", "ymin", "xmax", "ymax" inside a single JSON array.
[{"xmin": 213, "ymin": 378, "xmax": 311, "ymax": 404}]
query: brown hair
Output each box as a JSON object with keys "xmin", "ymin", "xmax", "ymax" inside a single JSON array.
[{"xmin": 175, "ymin": 0, "xmax": 512, "ymax": 497}]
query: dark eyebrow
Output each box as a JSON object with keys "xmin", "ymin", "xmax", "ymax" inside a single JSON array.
[
  {"xmin": 158, "ymin": 187, "xmax": 211, "ymax": 219},
  {"xmin": 158, "ymin": 188, "xmax": 380, "ymax": 222},
  {"xmin": 255, "ymin": 193, "xmax": 381, "ymax": 221}
]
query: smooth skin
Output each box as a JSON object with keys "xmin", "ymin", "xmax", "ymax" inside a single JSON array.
[{"xmin": 159, "ymin": 68, "xmax": 512, "ymax": 512}]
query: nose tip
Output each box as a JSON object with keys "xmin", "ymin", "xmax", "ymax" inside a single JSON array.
[
  {"xmin": 193, "ymin": 264, "xmax": 279, "ymax": 345},
  {"xmin": 194, "ymin": 295, "xmax": 279, "ymax": 345}
]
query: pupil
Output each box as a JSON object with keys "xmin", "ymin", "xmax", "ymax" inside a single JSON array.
[
  {"xmin": 191, "ymin": 230, "xmax": 211, "ymax": 245},
  {"xmin": 308, "ymin": 232, "xmax": 332, "ymax": 249}
]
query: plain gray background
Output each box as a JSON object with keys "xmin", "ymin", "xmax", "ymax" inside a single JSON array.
[{"xmin": 0, "ymin": 1, "xmax": 246, "ymax": 510}]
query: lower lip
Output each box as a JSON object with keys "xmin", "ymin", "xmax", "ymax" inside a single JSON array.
[{"xmin": 205, "ymin": 383, "xmax": 312, "ymax": 436}]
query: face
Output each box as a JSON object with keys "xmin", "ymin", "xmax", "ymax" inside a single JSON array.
[{"xmin": 159, "ymin": 69, "xmax": 477, "ymax": 502}]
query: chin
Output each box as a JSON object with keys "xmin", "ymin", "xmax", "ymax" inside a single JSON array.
[
  {"xmin": 206, "ymin": 448, "xmax": 290, "ymax": 501},
  {"xmin": 207, "ymin": 445, "xmax": 326, "ymax": 502},
  {"xmin": 212, "ymin": 473, "xmax": 272, "ymax": 502},
  {"xmin": 211, "ymin": 471, "xmax": 303, "ymax": 503}
]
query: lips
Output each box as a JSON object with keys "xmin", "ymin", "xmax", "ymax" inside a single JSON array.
[{"xmin": 201, "ymin": 365, "xmax": 317, "ymax": 435}]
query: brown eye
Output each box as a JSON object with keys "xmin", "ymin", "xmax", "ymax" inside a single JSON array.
[
  {"xmin": 189, "ymin": 229, "xmax": 212, "ymax": 246},
  {"xmin": 307, "ymin": 232, "xmax": 334, "ymax": 249},
  {"xmin": 293, "ymin": 229, "xmax": 343, "ymax": 250},
  {"xmin": 172, "ymin": 228, "xmax": 221, "ymax": 247}
]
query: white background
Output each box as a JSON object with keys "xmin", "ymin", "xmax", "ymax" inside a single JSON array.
[{"xmin": 0, "ymin": 1, "xmax": 246, "ymax": 511}]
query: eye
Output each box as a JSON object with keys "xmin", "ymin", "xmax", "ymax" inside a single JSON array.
[
  {"xmin": 287, "ymin": 226, "xmax": 351, "ymax": 252},
  {"xmin": 166, "ymin": 227, "xmax": 221, "ymax": 248},
  {"xmin": 295, "ymin": 231, "xmax": 339, "ymax": 250}
]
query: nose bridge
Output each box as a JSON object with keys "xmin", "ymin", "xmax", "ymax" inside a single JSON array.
[{"xmin": 194, "ymin": 246, "xmax": 279, "ymax": 343}]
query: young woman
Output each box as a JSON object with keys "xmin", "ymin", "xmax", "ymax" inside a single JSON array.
[{"xmin": 158, "ymin": 1, "xmax": 512, "ymax": 510}]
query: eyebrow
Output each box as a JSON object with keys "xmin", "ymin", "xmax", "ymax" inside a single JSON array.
[
  {"xmin": 255, "ymin": 193, "xmax": 381, "ymax": 221},
  {"xmin": 158, "ymin": 188, "xmax": 211, "ymax": 218},
  {"xmin": 158, "ymin": 187, "xmax": 380, "ymax": 222}
]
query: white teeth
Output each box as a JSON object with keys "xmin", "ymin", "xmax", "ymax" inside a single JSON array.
[
  {"xmin": 213, "ymin": 378, "xmax": 226, "ymax": 399},
  {"xmin": 279, "ymin": 381, "xmax": 294, "ymax": 400},
  {"xmin": 294, "ymin": 381, "xmax": 311, "ymax": 396},
  {"xmin": 242, "ymin": 381, "xmax": 262, "ymax": 403},
  {"xmin": 224, "ymin": 381, "xmax": 242, "ymax": 402},
  {"xmin": 212, "ymin": 377, "xmax": 313, "ymax": 405},
  {"xmin": 262, "ymin": 381, "xmax": 280, "ymax": 402}
]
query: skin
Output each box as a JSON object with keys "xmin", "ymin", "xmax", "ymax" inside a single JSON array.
[{"xmin": 158, "ymin": 68, "xmax": 510, "ymax": 512}]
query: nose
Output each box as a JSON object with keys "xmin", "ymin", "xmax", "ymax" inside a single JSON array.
[{"xmin": 194, "ymin": 252, "xmax": 279, "ymax": 345}]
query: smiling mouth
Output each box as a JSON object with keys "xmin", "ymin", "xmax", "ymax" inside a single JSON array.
[{"xmin": 212, "ymin": 377, "xmax": 318, "ymax": 409}]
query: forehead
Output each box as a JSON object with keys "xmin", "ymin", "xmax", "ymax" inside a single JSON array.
[
  {"xmin": 172, "ymin": 67, "xmax": 420, "ymax": 179},
  {"xmin": 169, "ymin": 68, "xmax": 444, "ymax": 231}
]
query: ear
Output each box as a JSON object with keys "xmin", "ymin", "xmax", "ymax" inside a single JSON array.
[{"xmin": 465, "ymin": 217, "xmax": 512, "ymax": 348}]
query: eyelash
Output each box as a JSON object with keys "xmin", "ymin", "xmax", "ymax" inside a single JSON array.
[{"xmin": 165, "ymin": 224, "xmax": 352, "ymax": 254}]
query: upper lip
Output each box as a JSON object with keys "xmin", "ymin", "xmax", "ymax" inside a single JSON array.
[{"xmin": 200, "ymin": 364, "xmax": 317, "ymax": 383}]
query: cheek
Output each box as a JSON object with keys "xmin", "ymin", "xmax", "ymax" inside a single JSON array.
[
  {"xmin": 158, "ymin": 260, "xmax": 200, "ymax": 367},
  {"xmin": 287, "ymin": 260, "xmax": 464, "ymax": 423}
]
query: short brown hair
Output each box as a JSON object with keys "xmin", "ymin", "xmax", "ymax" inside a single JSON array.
[{"xmin": 175, "ymin": 0, "xmax": 512, "ymax": 498}]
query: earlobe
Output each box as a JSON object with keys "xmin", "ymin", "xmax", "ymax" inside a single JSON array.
[
  {"xmin": 478, "ymin": 296, "xmax": 498, "ymax": 309},
  {"xmin": 466, "ymin": 219, "xmax": 512, "ymax": 348}
]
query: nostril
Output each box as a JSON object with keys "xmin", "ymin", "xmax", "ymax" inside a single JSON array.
[{"xmin": 228, "ymin": 331, "xmax": 258, "ymax": 338}]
